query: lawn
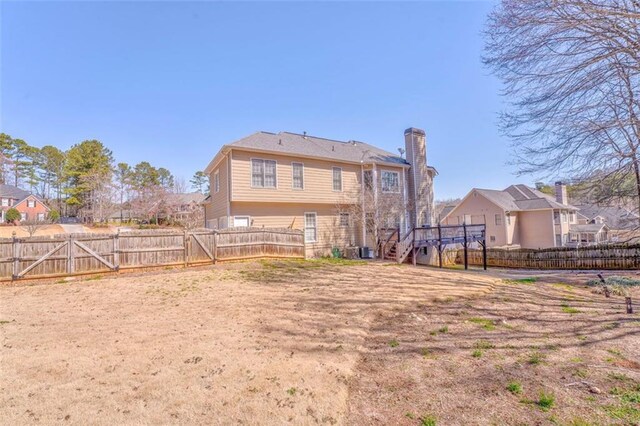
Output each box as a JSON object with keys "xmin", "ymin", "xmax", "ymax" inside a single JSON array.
[{"xmin": 0, "ymin": 260, "xmax": 638, "ymax": 425}]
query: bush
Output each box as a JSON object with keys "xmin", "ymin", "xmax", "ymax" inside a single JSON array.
[
  {"xmin": 48, "ymin": 209, "xmax": 60, "ymax": 222},
  {"xmin": 587, "ymin": 276, "xmax": 640, "ymax": 287},
  {"xmin": 5, "ymin": 208, "xmax": 20, "ymax": 223}
]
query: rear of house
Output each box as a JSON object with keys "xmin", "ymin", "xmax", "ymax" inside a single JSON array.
[{"xmin": 203, "ymin": 128, "xmax": 436, "ymax": 257}]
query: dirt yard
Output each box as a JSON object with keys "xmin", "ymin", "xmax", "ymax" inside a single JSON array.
[
  {"xmin": 1, "ymin": 260, "xmax": 638, "ymax": 425},
  {"xmin": 0, "ymin": 224, "xmax": 66, "ymax": 238}
]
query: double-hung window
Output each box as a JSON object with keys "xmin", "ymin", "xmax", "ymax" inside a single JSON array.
[
  {"xmin": 339, "ymin": 213, "xmax": 349, "ymax": 227},
  {"xmin": 1, "ymin": 199, "xmax": 8, "ymax": 207},
  {"xmin": 304, "ymin": 213, "xmax": 317, "ymax": 242},
  {"xmin": 27, "ymin": 200, "xmax": 36, "ymax": 208},
  {"xmin": 495, "ymin": 214, "xmax": 502, "ymax": 226},
  {"xmin": 251, "ymin": 159, "xmax": 277, "ymax": 188},
  {"xmin": 332, "ymin": 167, "xmax": 342, "ymax": 191},
  {"xmin": 381, "ymin": 171, "xmax": 399, "ymax": 193},
  {"xmin": 292, "ymin": 163, "xmax": 304, "ymax": 189}
]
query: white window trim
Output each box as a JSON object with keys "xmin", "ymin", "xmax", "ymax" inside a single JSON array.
[
  {"xmin": 495, "ymin": 214, "xmax": 502, "ymax": 226},
  {"xmin": 339, "ymin": 212, "xmax": 349, "ymax": 227},
  {"xmin": 381, "ymin": 170, "xmax": 400, "ymax": 193},
  {"xmin": 250, "ymin": 158, "xmax": 278, "ymax": 189},
  {"xmin": 332, "ymin": 167, "xmax": 343, "ymax": 192},
  {"xmin": 233, "ymin": 215, "xmax": 251, "ymax": 227},
  {"xmin": 304, "ymin": 212, "xmax": 317, "ymax": 243},
  {"xmin": 214, "ymin": 170, "xmax": 220, "ymax": 193},
  {"xmin": 291, "ymin": 162, "xmax": 304, "ymax": 190}
]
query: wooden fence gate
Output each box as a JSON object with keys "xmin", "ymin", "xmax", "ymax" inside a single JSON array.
[{"xmin": 2, "ymin": 228, "xmax": 305, "ymax": 281}]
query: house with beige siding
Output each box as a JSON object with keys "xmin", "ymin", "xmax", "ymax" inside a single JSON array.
[
  {"xmin": 203, "ymin": 128, "xmax": 436, "ymax": 256},
  {"xmin": 441, "ymin": 182, "xmax": 579, "ymax": 249}
]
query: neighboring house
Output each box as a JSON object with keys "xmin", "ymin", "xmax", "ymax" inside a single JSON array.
[
  {"xmin": 442, "ymin": 182, "xmax": 579, "ymax": 249},
  {"xmin": 574, "ymin": 204, "xmax": 639, "ymax": 243},
  {"xmin": 0, "ymin": 184, "xmax": 50, "ymax": 222},
  {"xmin": 203, "ymin": 128, "xmax": 436, "ymax": 256},
  {"xmin": 168, "ymin": 192, "xmax": 206, "ymax": 222}
]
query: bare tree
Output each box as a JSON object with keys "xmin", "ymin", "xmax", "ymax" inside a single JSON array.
[
  {"xmin": 336, "ymin": 180, "xmax": 411, "ymax": 252},
  {"xmin": 179, "ymin": 206, "xmax": 205, "ymax": 230},
  {"xmin": 484, "ymin": 0, "xmax": 640, "ymax": 224},
  {"xmin": 21, "ymin": 219, "xmax": 49, "ymax": 237}
]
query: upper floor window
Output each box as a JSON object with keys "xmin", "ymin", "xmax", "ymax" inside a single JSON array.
[
  {"xmin": 495, "ymin": 214, "xmax": 502, "ymax": 226},
  {"xmin": 27, "ymin": 199, "xmax": 36, "ymax": 208},
  {"xmin": 214, "ymin": 170, "xmax": 220, "ymax": 193},
  {"xmin": 292, "ymin": 162, "xmax": 304, "ymax": 189},
  {"xmin": 332, "ymin": 167, "xmax": 342, "ymax": 191},
  {"xmin": 554, "ymin": 211, "xmax": 560, "ymax": 224},
  {"xmin": 1, "ymin": 198, "xmax": 8, "ymax": 207},
  {"xmin": 506, "ymin": 213, "xmax": 511, "ymax": 225},
  {"xmin": 381, "ymin": 171, "xmax": 400, "ymax": 193},
  {"xmin": 251, "ymin": 159, "xmax": 277, "ymax": 188}
]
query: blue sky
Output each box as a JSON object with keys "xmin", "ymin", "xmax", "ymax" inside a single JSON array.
[{"xmin": 1, "ymin": 1, "xmax": 525, "ymax": 199}]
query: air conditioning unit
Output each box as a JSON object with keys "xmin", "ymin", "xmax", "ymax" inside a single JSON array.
[{"xmin": 359, "ymin": 246, "xmax": 373, "ymax": 259}]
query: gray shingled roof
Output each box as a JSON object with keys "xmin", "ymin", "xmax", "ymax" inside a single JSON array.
[
  {"xmin": 473, "ymin": 185, "xmax": 577, "ymax": 212},
  {"xmin": 570, "ymin": 223, "xmax": 608, "ymax": 233},
  {"xmin": 575, "ymin": 205, "xmax": 639, "ymax": 230},
  {"xmin": 0, "ymin": 184, "xmax": 31, "ymax": 202},
  {"xmin": 228, "ymin": 131, "xmax": 409, "ymax": 166}
]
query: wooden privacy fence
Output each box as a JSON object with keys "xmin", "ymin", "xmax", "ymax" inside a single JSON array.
[
  {"xmin": 0, "ymin": 227, "xmax": 305, "ymax": 281},
  {"xmin": 459, "ymin": 244, "xmax": 640, "ymax": 270}
]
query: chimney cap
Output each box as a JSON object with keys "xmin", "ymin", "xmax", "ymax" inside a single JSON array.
[{"xmin": 404, "ymin": 127, "xmax": 425, "ymax": 136}]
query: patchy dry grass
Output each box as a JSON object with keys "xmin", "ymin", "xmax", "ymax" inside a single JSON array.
[
  {"xmin": 346, "ymin": 272, "xmax": 640, "ymax": 425},
  {"xmin": 2, "ymin": 262, "xmax": 638, "ymax": 425},
  {"xmin": 0, "ymin": 260, "xmax": 495, "ymax": 425}
]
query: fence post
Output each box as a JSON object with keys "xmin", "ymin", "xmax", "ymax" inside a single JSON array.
[
  {"xmin": 212, "ymin": 231, "xmax": 217, "ymax": 264},
  {"xmin": 12, "ymin": 232, "xmax": 19, "ymax": 280},
  {"xmin": 183, "ymin": 230, "xmax": 189, "ymax": 267},
  {"xmin": 113, "ymin": 230, "xmax": 120, "ymax": 271}
]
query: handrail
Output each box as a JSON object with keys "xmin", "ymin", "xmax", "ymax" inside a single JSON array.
[{"xmin": 396, "ymin": 229, "xmax": 415, "ymax": 263}]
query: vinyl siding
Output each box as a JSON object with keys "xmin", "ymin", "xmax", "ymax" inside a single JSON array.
[
  {"xmin": 205, "ymin": 154, "xmax": 229, "ymax": 227},
  {"xmin": 519, "ymin": 210, "xmax": 556, "ymax": 249},
  {"xmin": 230, "ymin": 202, "xmax": 358, "ymax": 256},
  {"xmin": 231, "ymin": 149, "xmax": 363, "ymax": 204},
  {"xmin": 443, "ymin": 191, "xmax": 508, "ymax": 247}
]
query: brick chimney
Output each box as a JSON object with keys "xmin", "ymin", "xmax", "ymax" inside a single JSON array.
[
  {"xmin": 555, "ymin": 181, "xmax": 568, "ymax": 205},
  {"xmin": 404, "ymin": 128, "xmax": 434, "ymax": 227}
]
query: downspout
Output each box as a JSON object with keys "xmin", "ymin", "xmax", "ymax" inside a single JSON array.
[{"xmin": 402, "ymin": 167, "xmax": 408, "ymax": 233}]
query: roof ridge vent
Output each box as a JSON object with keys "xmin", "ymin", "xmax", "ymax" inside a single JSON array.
[{"xmin": 303, "ymin": 131, "xmax": 308, "ymax": 139}]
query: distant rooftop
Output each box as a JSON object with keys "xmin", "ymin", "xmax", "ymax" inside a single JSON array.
[{"xmin": 473, "ymin": 184, "xmax": 578, "ymax": 212}]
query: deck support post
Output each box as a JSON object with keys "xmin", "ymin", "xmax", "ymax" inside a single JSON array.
[
  {"xmin": 437, "ymin": 224, "xmax": 443, "ymax": 268},
  {"xmin": 463, "ymin": 222, "xmax": 468, "ymax": 270},
  {"xmin": 482, "ymin": 231, "xmax": 487, "ymax": 271}
]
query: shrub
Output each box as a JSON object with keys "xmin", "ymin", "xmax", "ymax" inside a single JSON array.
[
  {"xmin": 587, "ymin": 276, "xmax": 640, "ymax": 287},
  {"xmin": 5, "ymin": 208, "xmax": 20, "ymax": 223},
  {"xmin": 48, "ymin": 209, "xmax": 60, "ymax": 222}
]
